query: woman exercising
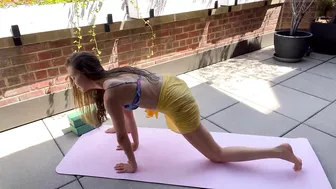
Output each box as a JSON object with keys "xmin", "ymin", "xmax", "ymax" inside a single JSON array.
[{"xmin": 66, "ymin": 51, "xmax": 302, "ymax": 174}]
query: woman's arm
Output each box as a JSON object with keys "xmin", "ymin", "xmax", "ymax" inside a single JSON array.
[
  {"xmin": 105, "ymin": 107, "xmax": 139, "ymax": 151},
  {"xmin": 104, "ymin": 90, "xmax": 137, "ymax": 173},
  {"xmin": 123, "ymin": 109, "xmax": 139, "ymax": 150}
]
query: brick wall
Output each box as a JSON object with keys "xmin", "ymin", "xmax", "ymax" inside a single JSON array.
[
  {"xmin": 277, "ymin": 0, "xmax": 318, "ymax": 30},
  {"xmin": 0, "ymin": 4, "xmax": 283, "ymax": 108}
]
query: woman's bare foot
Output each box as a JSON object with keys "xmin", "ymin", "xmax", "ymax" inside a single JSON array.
[
  {"xmin": 105, "ymin": 127, "xmax": 131, "ymax": 133},
  {"xmin": 276, "ymin": 143, "xmax": 302, "ymax": 171}
]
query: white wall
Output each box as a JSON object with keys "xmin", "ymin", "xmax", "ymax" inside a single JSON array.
[
  {"xmin": 0, "ymin": 0, "xmax": 127, "ymax": 38},
  {"xmin": 128, "ymin": 0, "xmax": 266, "ymax": 19},
  {"xmin": 127, "ymin": 0, "xmax": 217, "ymax": 19},
  {"xmin": 219, "ymin": 0, "xmax": 236, "ymax": 6},
  {"xmin": 219, "ymin": 0, "xmax": 266, "ymax": 7},
  {"xmin": 238, "ymin": 0, "xmax": 266, "ymax": 4}
]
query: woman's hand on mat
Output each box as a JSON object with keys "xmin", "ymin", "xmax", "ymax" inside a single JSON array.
[
  {"xmin": 114, "ymin": 161, "xmax": 137, "ymax": 173},
  {"xmin": 116, "ymin": 142, "xmax": 138, "ymax": 151},
  {"xmin": 105, "ymin": 127, "xmax": 131, "ymax": 134}
]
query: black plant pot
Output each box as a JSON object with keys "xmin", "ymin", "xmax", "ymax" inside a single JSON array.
[
  {"xmin": 309, "ymin": 22, "xmax": 336, "ymax": 55},
  {"xmin": 274, "ymin": 30, "xmax": 313, "ymax": 63}
]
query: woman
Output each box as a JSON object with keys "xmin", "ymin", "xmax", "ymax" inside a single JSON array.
[{"xmin": 66, "ymin": 51, "xmax": 302, "ymax": 174}]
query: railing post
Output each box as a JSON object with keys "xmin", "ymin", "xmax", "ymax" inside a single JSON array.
[
  {"xmin": 105, "ymin": 14, "xmax": 113, "ymax": 32},
  {"xmin": 11, "ymin": 25, "xmax": 22, "ymax": 46}
]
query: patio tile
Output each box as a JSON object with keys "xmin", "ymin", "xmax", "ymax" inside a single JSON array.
[
  {"xmin": 281, "ymin": 72, "xmax": 336, "ymax": 101},
  {"xmin": 329, "ymin": 57, "xmax": 336, "ymax": 64},
  {"xmin": 186, "ymin": 56, "xmax": 262, "ymax": 83},
  {"xmin": 59, "ymin": 180, "xmax": 83, "ymax": 189},
  {"xmin": 244, "ymin": 85, "xmax": 329, "ymax": 122},
  {"xmin": 283, "ymin": 124, "xmax": 336, "ymax": 188},
  {"xmin": 240, "ymin": 59, "xmax": 302, "ymax": 84},
  {"xmin": 307, "ymin": 62, "xmax": 336, "ymax": 80},
  {"xmin": 43, "ymin": 110, "xmax": 81, "ymax": 155},
  {"xmin": 177, "ymin": 73, "xmax": 204, "ymax": 88},
  {"xmin": 305, "ymin": 102, "xmax": 336, "ymax": 137},
  {"xmin": 0, "ymin": 121, "xmax": 76, "ymax": 189},
  {"xmin": 202, "ymin": 119, "xmax": 228, "ymax": 132},
  {"xmin": 43, "ymin": 110, "xmax": 75, "ymax": 137},
  {"xmin": 190, "ymin": 83, "xmax": 238, "ymax": 117},
  {"xmin": 243, "ymin": 45, "xmax": 275, "ymax": 61},
  {"xmin": 307, "ymin": 52, "xmax": 335, "ymax": 61},
  {"xmin": 207, "ymin": 102, "xmax": 299, "ymax": 136},
  {"xmin": 264, "ymin": 57, "xmax": 323, "ymax": 73},
  {"xmin": 79, "ymin": 177, "xmax": 193, "ymax": 189},
  {"xmin": 186, "ymin": 56, "xmax": 278, "ymax": 99},
  {"xmin": 209, "ymin": 71, "xmax": 275, "ymax": 100},
  {"xmin": 55, "ymin": 132, "xmax": 80, "ymax": 155}
]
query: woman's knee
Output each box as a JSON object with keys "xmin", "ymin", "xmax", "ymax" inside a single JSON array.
[
  {"xmin": 208, "ymin": 156, "xmax": 222, "ymax": 163},
  {"xmin": 207, "ymin": 149, "xmax": 225, "ymax": 163}
]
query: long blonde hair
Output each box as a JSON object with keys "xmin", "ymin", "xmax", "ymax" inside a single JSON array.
[{"xmin": 66, "ymin": 51, "xmax": 160, "ymax": 128}]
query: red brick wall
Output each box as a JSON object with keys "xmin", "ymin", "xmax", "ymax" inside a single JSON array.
[
  {"xmin": 0, "ymin": 5, "xmax": 283, "ymax": 108},
  {"xmin": 277, "ymin": 0, "xmax": 318, "ymax": 30}
]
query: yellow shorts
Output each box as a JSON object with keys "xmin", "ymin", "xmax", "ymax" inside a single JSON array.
[{"xmin": 145, "ymin": 74, "xmax": 201, "ymax": 134}]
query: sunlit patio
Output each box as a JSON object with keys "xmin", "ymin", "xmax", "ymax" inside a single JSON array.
[{"xmin": 1, "ymin": 45, "xmax": 336, "ymax": 189}]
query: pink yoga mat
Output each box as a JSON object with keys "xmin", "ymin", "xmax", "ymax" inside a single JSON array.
[{"xmin": 56, "ymin": 126, "xmax": 331, "ymax": 189}]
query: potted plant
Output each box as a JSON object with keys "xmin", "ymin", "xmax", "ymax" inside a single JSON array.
[
  {"xmin": 309, "ymin": 0, "xmax": 336, "ymax": 55},
  {"xmin": 274, "ymin": 0, "xmax": 315, "ymax": 63}
]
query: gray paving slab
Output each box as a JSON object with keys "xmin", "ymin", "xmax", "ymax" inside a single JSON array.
[
  {"xmin": 307, "ymin": 62, "xmax": 336, "ymax": 80},
  {"xmin": 305, "ymin": 102, "xmax": 336, "ymax": 137},
  {"xmin": 186, "ymin": 56, "xmax": 262, "ymax": 83},
  {"xmin": 240, "ymin": 59, "xmax": 302, "ymax": 84},
  {"xmin": 256, "ymin": 56, "xmax": 323, "ymax": 84},
  {"xmin": 186, "ymin": 57, "xmax": 275, "ymax": 100},
  {"xmin": 281, "ymin": 72, "xmax": 336, "ymax": 101},
  {"xmin": 244, "ymin": 85, "xmax": 329, "ymax": 122},
  {"xmin": 79, "ymin": 177, "xmax": 195, "ymax": 189},
  {"xmin": 243, "ymin": 45, "xmax": 275, "ymax": 61},
  {"xmin": 177, "ymin": 74, "xmax": 205, "ymax": 88},
  {"xmin": 264, "ymin": 57, "xmax": 323, "ymax": 72},
  {"xmin": 55, "ymin": 132, "xmax": 80, "ymax": 155},
  {"xmin": 43, "ymin": 110, "xmax": 81, "ymax": 155},
  {"xmin": 43, "ymin": 111, "xmax": 73, "ymax": 137},
  {"xmin": 59, "ymin": 180, "xmax": 83, "ymax": 189},
  {"xmin": 190, "ymin": 83, "xmax": 238, "ymax": 117},
  {"xmin": 283, "ymin": 124, "xmax": 336, "ymax": 188},
  {"xmin": 0, "ymin": 121, "xmax": 76, "ymax": 189},
  {"xmin": 307, "ymin": 52, "xmax": 335, "ymax": 61},
  {"xmin": 329, "ymin": 57, "xmax": 336, "ymax": 64},
  {"xmin": 202, "ymin": 119, "xmax": 228, "ymax": 132},
  {"xmin": 207, "ymin": 102, "xmax": 299, "ymax": 136}
]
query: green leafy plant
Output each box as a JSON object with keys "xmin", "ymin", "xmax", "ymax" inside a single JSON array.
[{"xmin": 317, "ymin": 0, "xmax": 335, "ymax": 17}]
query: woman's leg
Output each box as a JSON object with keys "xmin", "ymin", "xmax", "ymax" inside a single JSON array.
[{"xmin": 182, "ymin": 123, "xmax": 302, "ymax": 171}]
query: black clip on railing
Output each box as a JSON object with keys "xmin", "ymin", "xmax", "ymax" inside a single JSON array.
[
  {"xmin": 11, "ymin": 25, "xmax": 22, "ymax": 46},
  {"xmin": 105, "ymin": 14, "xmax": 113, "ymax": 32}
]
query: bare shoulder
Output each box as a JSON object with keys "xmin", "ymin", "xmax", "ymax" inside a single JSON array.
[{"xmin": 103, "ymin": 79, "xmax": 127, "ymax": 105}]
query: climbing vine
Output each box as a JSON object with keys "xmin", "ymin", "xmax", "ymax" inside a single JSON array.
[
  {"xmin": 129, "ymin": 0, "xmax": 155, "ymax": 58},
  {"xmin": 71, "ymin": 0, "xmax": 102, "ymax": 61}
]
